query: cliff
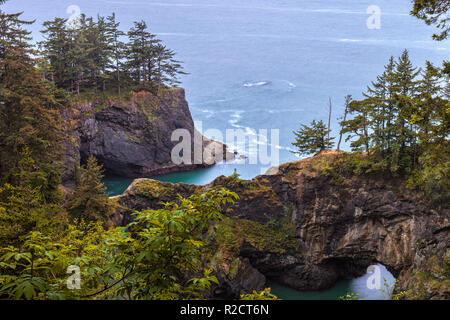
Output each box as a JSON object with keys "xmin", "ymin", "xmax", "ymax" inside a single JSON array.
[
  {"xmin": 62, "ymin": 88, "xmax": 233, "ymax": 185},
  {"xmin": 114, "ymin": 151, "xmax": 449, "ymax": 299}
]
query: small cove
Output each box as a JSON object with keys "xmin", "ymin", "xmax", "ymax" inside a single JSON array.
[{"xmin": 104, "ymin": 170, "xmax": 395, "ymax": 300}]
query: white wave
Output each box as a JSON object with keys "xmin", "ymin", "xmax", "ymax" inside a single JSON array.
[
  {"xmin": 286, "ymin": 81, "xmax": 296, "ymax": 88},
  {"xmin": 268, "ymin": 108, "xmax": 304, "ymax": 114},
  {"xmin": 281, "ymin": 80, "xmax": 297, "ymax": 92},
  {"xmin": 339, "ymin": 38, "xmax": 363, "ymax": 43},
  {"xmin": 228, "ymin": 110, "xmax": 244, "ymax": 128},
  {"xmin": 201, "ymin": 109, "xmax": 215, "ymax": 118},
  {"xmin": 243, "ymin": 81, "xmax": 270, "ymax": 87}
]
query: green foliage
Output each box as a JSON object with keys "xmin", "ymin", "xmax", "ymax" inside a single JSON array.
[
  {"xmin": 333, "ymin": 51, "xmax": 449, "ymax": 203},
  {"xmin": 1, "ymin": 189, "xmax": 239, "ymax": 300},
  {"xmin": 0, "ymin": 147, "xmax": 66, "ymax": 247},
  {"xmin": 68, "ymin": 156, "xmax": 114, "ymax": 225},
  {"xmin": 340, "ymin": 50, "xmax": 423, "ymax": 175},
  {"xmin": 240, "ymin": 288, "xmax": 279, "ymax": 300},
  {"xmin": 411, "ymin": 0, "xmax": 450, "ymax": 40},
  {"xmin": 38, "ymin": 13, "xmax": 186, "ymax": 95},
  {"xmin": 0, "ymin": 11, "xmax": 66, "ymax": 203},
  {"xmin": 292, "ymin": 120, "xmax": 334, "ymax": 156},
  {"xmin": 402, "ymin": 252, "xmax": 450, "ymax": 300},
  {"xmin": 408, "ymin": 145, "xmax": 450, "ymax": 204},
  {"xmin": 0, "ymin": 221, "xmax": 111, "ymax": 300},
  {"xmin": 338, "ymin": 292, "xmax": 360, "ymax": 300},
  {"xmin": 214, "ymin": 217, "xmax": 297, "ymax": 255},
  {"xmin": 0, "ymin": 232, "xmax": 70, "ymax": 300},
  {"xmin": 222, "ymin": 170, "xmax": 250, "ymax": 190}
]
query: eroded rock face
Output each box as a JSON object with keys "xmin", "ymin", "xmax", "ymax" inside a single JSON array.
[
  {"xmin": 115, "ymin": 152, "xmax": 449, "ymax": 299},
  {"xmin": 62, "ymin": 88, "xmax": 233, "ymax": 185}
]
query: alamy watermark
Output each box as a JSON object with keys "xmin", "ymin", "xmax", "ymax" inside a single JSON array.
[
  {"xmin": 66, "ymin": 5, "xmax": 82, "ymax": 29},
  {"xmin": 366, "ymin": 5, "xmax": 381, "ymax": 30},
  {"xmin": 366, "ymin": 264, "xmax": 382, "ymax": 290},
  {"xmin": 171, "ymin": 121, "xmax": 280, "ymax": 175},
  {"xmin": 67, "ymin": 265, "xmax": 81, "ymax": 290}
]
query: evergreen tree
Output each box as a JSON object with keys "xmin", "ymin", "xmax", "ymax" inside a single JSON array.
[
  {"xmin": 106, "ymin": 13, "xmax": 125, "ymax": 94},
  {"xmin": 392, "ymin": 50, "xmax": 420, "ymax": 171},
  {"xmin": 413, "ymin": 61, "xmax": 444, "ymax": 144},
  {"xmin": 411, "ymin": 0, "xmax": 450, "ymax": 40},
  {"xmin": 291, "ymin": 120, "xmax": 334, "ymax": 156},
  {"xmin": 0, "ymin": 147, "xmax": 64, "ymax": 246},
  {"xmin": 40, "ymin": 18, "xmax": 72, "ymax": 89},
  {"xmin": 337, "ymin": 95, "xmax": 351, "ymax": 151},
  {"xmin": 0, "ymin": 11, "xmax": 65, "ymax": 202},
  {"xmin": 68, "ymin": 156, "xmax": 113, "ymax": 224},
  {"xmin": 340, "ymin": 50, "xmax": 421, "ymax": 173},
  {"xmin": 340, "ymin": 99, "xmax": 371, "ymax": 153},
  {"xmin": 39, "ymin": 14, "xmax": 186, "ymax": 94},
  {"xmin": 126, "ymin": 20, "xmax": 158, "ymax": 84},
  {"xmin": 363, "ymin": 56, "xmax": 397, "ymax": 155},
  {"xmin": 152, "ymin": 43, "xmax": 185, "ymax": 88}
]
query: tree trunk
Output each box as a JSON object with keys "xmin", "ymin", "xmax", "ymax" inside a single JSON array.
[
  {"xmin": 327, "ymin": 97, "xmax": 332, "ymax": 149},
  {"xmin": 337, "ymin": 96, "xmax": 350, "ymax": 151}
]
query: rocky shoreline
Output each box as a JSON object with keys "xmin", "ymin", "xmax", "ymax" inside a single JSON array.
[{"xmin": 112, "ymin": 151, "xmax": 449, "ymax": 299}]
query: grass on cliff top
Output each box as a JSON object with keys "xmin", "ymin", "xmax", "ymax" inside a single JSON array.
[
  {"xmin": 127, "ymin": 179, "xmax": 177, "ymax": 198},
  {"xmin": 69, "ymin": 87, "xmax": 134, "ymax": 106},
  {"xmin": 68, "ymin": 85, "xmax": 181, "ymax": 113}
]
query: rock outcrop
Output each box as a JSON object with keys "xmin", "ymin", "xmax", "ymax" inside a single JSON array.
[
  {"xmin": 62, "ymin": 88, "xmax": 233, "ymax": 185},
  {"xmin": 114, "ymin": 151, "xmax": 449, "ymax": 299}
]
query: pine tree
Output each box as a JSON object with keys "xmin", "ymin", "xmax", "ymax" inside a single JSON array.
[
  {"xmin": 40, "ymin": 18, "xmax": 72, "ymax": 89},
  {"xmin": 152, "ymin": 43, "xmax": 185, "ymax": 88},
  {"xmin": 413, "ymin": 61, "xmax": 444, "ymax": 144},
  {"xmin": 39, "ymin": 14, "xmax": 186, "ymax": 94},
  {"xmin": 411, "ymin": 0, "xmax": 450, "ymax": 40},
  {"xmin": 0, "ymin": 11, "xmax": 65, "ymax": 202},
  {"xmin": 0, "ymin": 147, "xmax": 64, "ymax": 246},
  {"xmin": 340, "ymin": 99, "xmax": 371, "ymax": 153},
  {"xmin": 392, "ymin": 50, "xmax": 420, "ymax": 171},
  {"xmin": 68, "ymin": 156, "xmax": 113, "ymax": 224},
  {"xmin": 126, "ymin": 20, "xmax": 157, "ymax": 84},
  {"xmin": 363, "ymin": 56, "xmax": 397, "ymax": 155},
  {"xmin": 340, "ymin": 50, "xmax": 421, "ymax": 173},
  {"xmin": 337, "ymin": 95, "xmax": 351, "ymax": 151},
  {"xmin": 106, "ymin": 13, "xmax": 125, "ymax": 94},
  {"xmin": 291, "ymin": 120, "xmax": 334, "ymax": 156}
]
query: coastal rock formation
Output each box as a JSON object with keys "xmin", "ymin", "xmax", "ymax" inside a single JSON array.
[
  {"xmin": 62, "ymin": 88, "xmax": 233, "ymax": 185},
  {"xmin": 114, "ymin": 151, "xmax": 449, "ymax": 299}
]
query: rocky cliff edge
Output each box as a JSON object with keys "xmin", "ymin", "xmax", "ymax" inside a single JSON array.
[
  {"xmin": 62, "ymin": 88, "xmax": 234, "ymax": 185},
  {"xmin": 114, "ymin": 151, "xmax": 449, "ymax": 299}
]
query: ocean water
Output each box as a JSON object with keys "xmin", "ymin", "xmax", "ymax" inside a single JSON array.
[
  {"xmin": 269, "ymin": 264, "xmax": 395, "ymax": 300},
  {"xmin": 5, "ymin": 0, "xmax": 445, "ymax": 299}
]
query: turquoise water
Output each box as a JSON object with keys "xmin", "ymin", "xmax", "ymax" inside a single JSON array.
[
  {"xmin": 269, "ymin": 264, "xmax": 395, "ymax": 300},
  {"xmin": 104, "ymin": 164, "xmax": 254, "ymax": 196}
]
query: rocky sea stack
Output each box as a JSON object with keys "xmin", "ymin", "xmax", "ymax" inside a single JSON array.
[
  {"xmin": 62, "ymin": 88, "xmax": 233, "ymax": 185},
  {"xmin": 114, "ymin": 151, "xmax": 449, "ymax": 299}
]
